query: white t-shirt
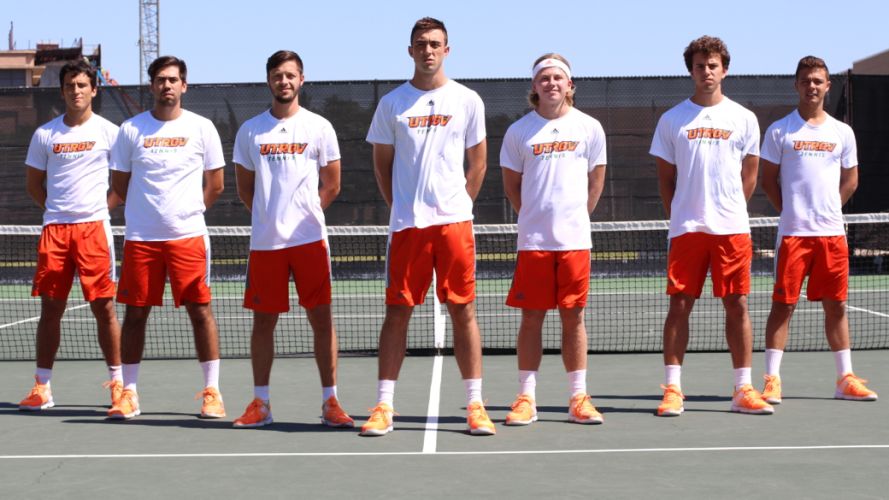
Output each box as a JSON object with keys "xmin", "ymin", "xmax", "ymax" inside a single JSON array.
[
  {"xmin": 366, "ymin": 80, "xmax": 485, "ymax": 232},
  {"xmin": 111, "ymin": 110, "xmax": 225, "ymax": 241},
  {"xmin": 26, "ymin": 114, "xmax": 118, "ymax": 226},
  {"xmin": 233, "ymin": 108, "xmax": 340, "ymax": 250},
  {"xmin": 761, "ymin": 111, "xmax": 857, "ymax": 237},
  {"xmin": 650, "ymin": 97, "xmax": 760, "ymax": 238},
  {"xmin": 500, "ymin": 108, "xmax": 607, "ymax": 250}
]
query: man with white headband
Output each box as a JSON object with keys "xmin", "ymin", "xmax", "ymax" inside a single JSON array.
[
  {"xmin": 500, "ymin": 53, "xmax": 607, "ymax": 426},
  {"xmin": 361, "ymin": 17, "xmax": 494, "ymax": 436},
  {"xmin": 650, "ymin": 36, "xmax": 772, "ymax": 416}
]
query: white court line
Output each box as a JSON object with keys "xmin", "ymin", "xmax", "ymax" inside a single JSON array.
[
  {"xmin": 422, "ymin": 354, "xmax": 444, "ymax": 454},
  {"xmin": 847, "ymin": 305, "xmax": 889, "ymax": 319},
  {"xmin": 2, "ymin": 444, "xmax": 888, "ymax": 460},
  {"xmin": 801, "ymin": 293, "xmax": 889, "ymax": 319},
  {"xmin": 0, "ymin": 303, "xmax": 90, "ymax": 330}
]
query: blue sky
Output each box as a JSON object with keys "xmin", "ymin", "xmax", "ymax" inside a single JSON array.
[{"xmin": 4, "ymin": 0, "xmax": 887, "ymax": 85}]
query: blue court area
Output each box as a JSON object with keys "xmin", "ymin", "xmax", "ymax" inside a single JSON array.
[{"xmin": 1, "ymin": 351, "xmax": 887, "ymax": 498}]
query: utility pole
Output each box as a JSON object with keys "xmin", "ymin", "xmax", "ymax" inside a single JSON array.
[{"xmin": 138, "ymin": 0, "xmax": 159, "ymax": 86}]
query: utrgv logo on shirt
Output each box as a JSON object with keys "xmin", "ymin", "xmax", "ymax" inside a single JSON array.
[
  {"xmin": 143, "ymin": 137, "xmax": 189, "ymax": 148},
  {"xmin": 259, "ymin": 143, "xmax": 308, "ymax": 155},
  {"xmin": 686, "ymin": 128, "xmax": 733, "ymax": 140},
  {"xmin": 53, "ymin": 142, "xmax": 96, "ymax": 154},
  {"xmin": 532, "ymin": 141, "xmax": 578, "ymax": 156},
  {"xmin": 793, "ymin": 141, "xmax": 836, "ymax": 152},
  {"xmin": 407, "ymin": 114, "xmax": 452, "ymax": 128}
]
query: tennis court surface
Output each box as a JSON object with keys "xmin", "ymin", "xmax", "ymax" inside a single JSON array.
[
  {"xmin": 2, "ymin": 215, "xmax": 888, "ymax": 497},
  {"xmin": 1, "ymin": 352, "xmax": 887, "ymax": 498}
]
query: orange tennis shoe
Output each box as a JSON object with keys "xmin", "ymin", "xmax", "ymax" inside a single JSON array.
[
  {"xmin": 321, "ymin": 396, "xmax": 355, "ymax": 428},
  {"xmin": 360, "ymin": 403, "xmax": 395, "ymax": 436},
  {"xmin": 731, "ymin": 384, "xmax": 774, "ymax": 414},
  {"xmin": 656, "ymin": 384, "xmax": 684, "ymax": 416},
  {"xmin": 569, "ymin": 393, "xmax": 604, "ymax": 424},
  {"xmin": 233, "ymin": 398, "xmax": 273, "ymax": 428},
  {"xmin": 467, "ymin": 401, "xmax": 496, "ymax": 435},
  {"xmin": 108, "ymin": 389, "xmax": 140, "ymax": 419},
  {"xmin": 761, "ymin": 374, "xmax": 782, "ymax": 404},
  {"xmin": 505, "ymin": 394, "xmax": 537, "ymax": 426},
  {"xmin": 199, "ymin": 387, "xmax": 226, "ymax": 418},
  {"xmin": 19, "ymin": 377, "xmax": 54, "ymax": 411},
  {"xmin": 835, "ymin": 373, "xmax": 878, "ymax": 401},
  {"xmin": 103, "ymin": 379, "xmax": 124, "ymax": 407}
]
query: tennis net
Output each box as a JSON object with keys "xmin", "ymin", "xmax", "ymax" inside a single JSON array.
[{"xmin": 2, "ymin": 214, "xmax": 888, "ymax": 360}]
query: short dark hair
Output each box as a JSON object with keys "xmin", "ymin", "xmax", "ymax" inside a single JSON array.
[
  {"xmin": 148, "ymin": 55, "xmax": 187, "ymax": 82},
  {"xmin": 795, "ymin": 55, "xmax": 829, "ymax": 79},
  {"xmin": 410, "ymin": 17, "xmax": 447, "ymax": 45},
  {"xmin": 683, "ymin": 36, "xmax": 730, "ymax": 72},
  {"xmin": 266, "ymin": 50, "xmax": 304, "ymax": 75},
  {"xmin": 59, "ymin": 60, "xmax": 97, "ymax": 89}
]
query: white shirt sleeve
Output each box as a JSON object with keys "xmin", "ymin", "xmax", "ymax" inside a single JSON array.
[
  {"xmin": 760, "ymin": 121, "xmax": 783, "ymax": 165},
  {"xmin": 202, "ymin": 120, "xmax": 225, "ymax": 170},
  {"xmin": 319, "ymin": 119, "xmax": 341, "ymax": 167},
  {"xmin": 24, "ymin": 128, "xmax": 48, "ymax": 171},
  {"xmin": 366, "ymin": 99, "xmax": 395, "ymax": 145},
  {"xmin": 104, "ymin": 123, "xmax": 120, "ymax": 165},
  {"xmin": 499, "ymin": 124, "xmax": 523, "ymax": 173},
  {"xmin": 840, "ymin": 124, "xmax": 858, "ymax": 169},
  {"xmin": 588, "ymin": 119, "xmax": 607, "ymax": 171},
  {"xmin": 232, "ymin": 123, "xmax": 254, "ymax": 170},
  {"xmin": 464, "ymin": 92, "xmax": 486, "ymax": 149},
  {"xmin": 110, "ymin": 123, "xmax": 134, "ymax": 173},
  {"xmin": 649, "ymin": 114, "xmax": 675, "ymax": 164},
  {"xmin": 741, "ymin": 111, "xmax": 761, "ymax": 157}
]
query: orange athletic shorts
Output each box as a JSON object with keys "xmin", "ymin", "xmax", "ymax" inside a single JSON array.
[
  {"xmin": 116, "ymin": 235, "xmax": 211, "ymax": 307},
  {"xmin": 773, "ymin": 235, "xmax": 848, "ymax": 304},
  {"xmin": 506, "ymin": 250, "xmax": 590, "ymax": 309},
  {"xmin": 31, "ymin": 220, "xmax": 116, "ymax": 301},
  {"xmin": 666, "ymin": 232, "xmax": 752, "ymax": 298},
  {"xmin": 243, "ymin": 239, "xmax": 332, "ymax": 313},
  {"xmin": 386, "ymin": 220, "xmax": 475, "ymax": 306}
]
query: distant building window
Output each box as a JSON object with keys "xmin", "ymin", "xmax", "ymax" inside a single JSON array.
[{"xmin": 0, "ymin": 69, "xmax": 27, "ymax": 87}]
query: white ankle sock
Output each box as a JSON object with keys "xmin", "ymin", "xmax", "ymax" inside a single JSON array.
[
  {"xmin": 834, "ymin": 349, "xmax": 853, "ymax": 377},
  {"xmin": 734, "ymin": 367, "xmax": 752, "ymax": 390},
  {"xmin": 254, "ymin": 385, "xmax": 270, "ymax": 402},
  {"xmin": 377, "ymin": 379, "xmax": 396, "ymax": 407},
  {"xmin": 108, "ymin": 365, "xmax": 123, "ymax": 382},
  {"xmin": 665, "ymin": 365, "xmax": 681, "ymax": 389},
  {"xmin": 518, "ymin": 370, "xmax": 537, "ymax": 400},
  {"xmin": 322, "ymin": 386, "xmax": 337, "ymax": 402},
  {"xmin": 200, "ymin": 359, "xmax": 220, "ymax": 388},
  {"xmin": 567, "ymin": 369, "xmax": 587, "ymax": 397},
  {"xmin": 765, "ymin": 349, "xmax": 783, "ymax": 376},
  {"xmin": 35, "ymin": 367, "xmax": 52, "ymax": 386},
  {"xmin": 464, "ymin": 378, "xmax": 483, "ymax": 405},
  {"xmin": 122, "ymin": 363, "xmax": 140, "ymax": 392}
]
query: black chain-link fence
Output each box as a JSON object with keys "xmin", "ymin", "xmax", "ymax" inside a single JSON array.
[{"xmin": 2, "ymin": 74, "xmax": 884, "ymax": 226}]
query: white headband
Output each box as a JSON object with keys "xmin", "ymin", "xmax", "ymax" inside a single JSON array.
[{"xmin": 532, "ymin": 58, "xmax": 572, "ymax": 80}]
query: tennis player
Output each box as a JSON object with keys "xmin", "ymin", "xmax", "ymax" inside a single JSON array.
[
  {"xmin": 500, "ymin": 54, "xmax": 607, "ymax": 426},
  {"xmin": 19, "ymin": 60, "xmax": 123, "ymax": 411},
  {"xmin": 108, "ymin": 56, "xmax": 226, "ymax": 420},
  {"xmin": 230, "ymin": 50, "xmax": 353, "ymax": 428},
  {"xmin": 361, "ymin": 17, "xmax": 494, "ymax": 436},
  {"xmin": 759, "ymin": 56, "xmax": 877, "ymax": 404},
  {"xmin": 650, "ymin": 36, "xmax": 773, "ymax": 416}
]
